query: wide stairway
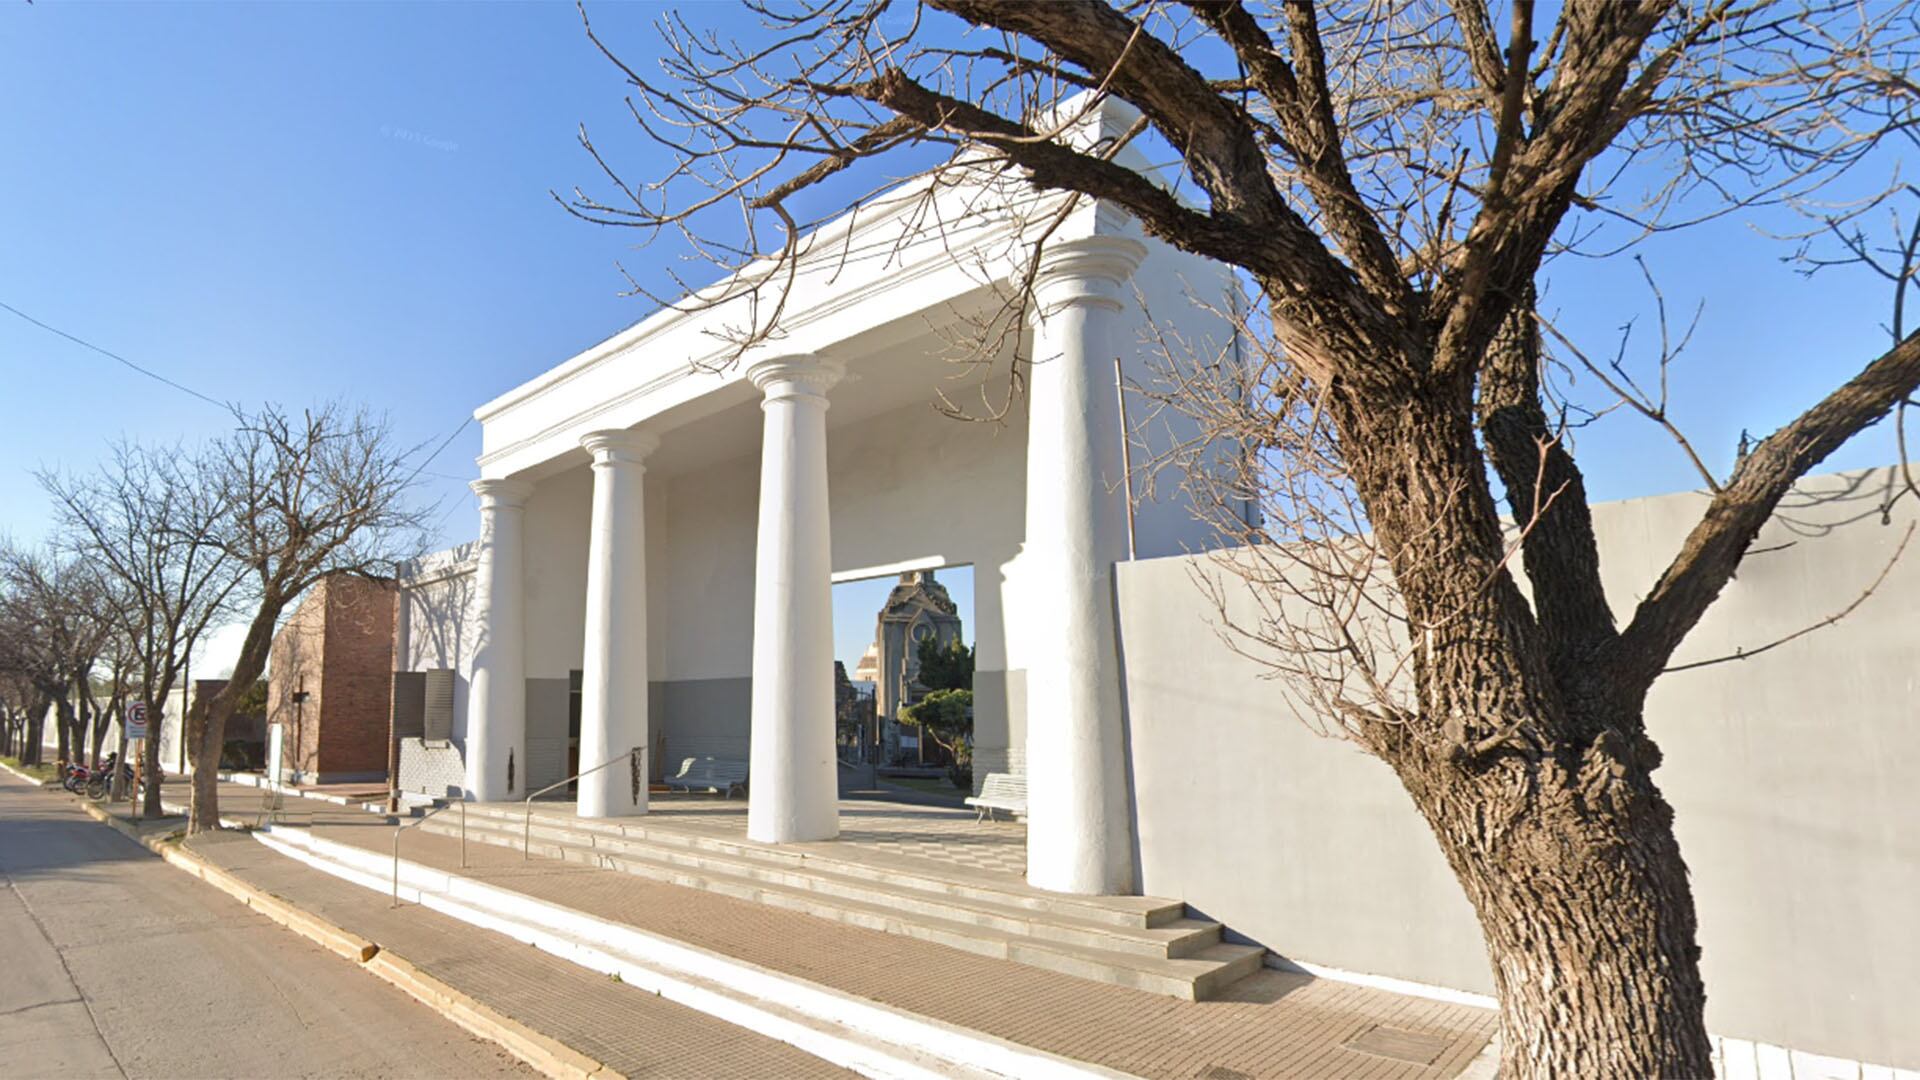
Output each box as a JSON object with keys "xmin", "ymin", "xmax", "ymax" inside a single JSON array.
[{"xmin": 411, "ymin": 802, "xmax": 1264, "ymax": 1000}]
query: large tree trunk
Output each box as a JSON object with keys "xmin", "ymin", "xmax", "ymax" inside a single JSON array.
[
  {"xmin": 1328, "ymin": 373, "xmax": 1713, "ymax": 1078},
  {"xmin": 90, "ymin": 694, "xmax": 117, "ymax": 766},
  {"xmin": 70, "ymin": 691, "xmax": 92, "ymax": 766},
  {"xmin": 188, "ymin": 692, "xmax": 223, "ymax": 833},
  {"xmin": 189, "ymin": 692, "xmax": 237, "ymax": 834},
  {"xmin": 109, "ymin": 703, "xmax": 132, "ymax": 801},
  {"xmin": 22, "ymin": 696, "xmax": 47, "ymax": 766},
  {"xmin": 53, "ymin": 695, "xmax": 75, "ymax": 766},
  {"xmin": 188, "ymin": 602, "xmax": 278, "ymax": 834},
  {"xmin": 140, "ymin": 695, "xmax": 166, "ymax": 819},
  {"xmin": 1399, "ymin": 733, "xmax": 1712, "ymax": 1077}
]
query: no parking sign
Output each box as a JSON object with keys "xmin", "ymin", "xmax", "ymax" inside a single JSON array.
[{"xmin": 125, "ymin": 702, "xmax": 149, "ymax": 742}]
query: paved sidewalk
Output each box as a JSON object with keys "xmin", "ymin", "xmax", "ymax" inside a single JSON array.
[
  {"xmin": 0, "ymin": 777, "xmax": 531, "ymax": 1080},
  {"xmin": 190, "ymin": 779, "xmax": 1497, "ymax": 1080},
  {"xmin": 76, "ymin": 781, "xmax": 853, "ymax": 1079}
]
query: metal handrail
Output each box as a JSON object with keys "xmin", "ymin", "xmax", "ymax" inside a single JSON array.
[
  {"xmin": 522, "ymin": 747, "xmax": 645, "ymax": 859},
  {"xmin": 391, "ymin": 798, "xmax": 466, "ymax": 907},
  {"xmin": 256, "ymin": 783, "xmax": 284, "ymax": 829}
]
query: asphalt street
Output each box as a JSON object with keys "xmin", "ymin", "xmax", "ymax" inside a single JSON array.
[{"xmin": 0, "ymin": 774, "xmax": 531, "ymax": 1080}]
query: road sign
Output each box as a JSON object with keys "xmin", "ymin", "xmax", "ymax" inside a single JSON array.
[{"xmin": 125, "ymin": 702, "xmax": 149, "ymax": 741}]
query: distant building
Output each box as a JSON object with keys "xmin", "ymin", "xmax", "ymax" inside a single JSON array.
[
  {"xmin": 869, "ymin": 570, "xmax": 963, "ymax": 764},
  {"xmin": 266, "ymin": 573, "xmax": 396, "ymax": 784}
]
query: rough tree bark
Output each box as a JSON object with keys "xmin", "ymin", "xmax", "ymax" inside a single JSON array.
[
  {"xmin": 21, "ymin": 695, "xmax": 47, "ymax": 766},
  {"xmin": 1321, "ymin": 357, "xmax": 1710, "ymax": 1071},
  {"xmin": 187, "ymin": 599, "xmax": 277, "ymax": 834},
  {"xmin": 52, "ymin": 693, "xmax": 75, "ymax": 768}
]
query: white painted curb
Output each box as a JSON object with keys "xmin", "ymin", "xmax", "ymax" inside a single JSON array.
[
  {"xmin": 0, "ymin": 760, "xmax": 50, "ymax": 786},
  {"xmin": 256, "ymin": 825, "xmax": 1133, "ymax": 1080},
  {"xmin": 217, "ymin": 771, "xmax": 388, "ymax": 813}
]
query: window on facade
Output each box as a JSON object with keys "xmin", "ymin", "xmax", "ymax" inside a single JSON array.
[{"xmin": 568, "ymin": 670, "xmax": 582, "ymax": 740}]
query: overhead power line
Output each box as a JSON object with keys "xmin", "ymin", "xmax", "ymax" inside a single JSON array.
[
  {"xmin": 0, "ymin": 297, "xmax": 474, "ymax": 486},
  {"xmin": 0, "ymin": 298, "xmax": 231, "ymax": 411}
]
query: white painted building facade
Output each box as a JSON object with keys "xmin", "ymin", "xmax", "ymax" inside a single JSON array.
[{"xmin": 401, "ymin": 137, "xmax": 1241, "ymax": 897}]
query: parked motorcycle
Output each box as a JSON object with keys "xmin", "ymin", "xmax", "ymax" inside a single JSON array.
[
  {"xmin": 83, "ymin": 752, "xmax": 161, "ymax": 801},
  {"xmin": 59, "ymin": 758, "xmax": 95, "ymax": 794}
]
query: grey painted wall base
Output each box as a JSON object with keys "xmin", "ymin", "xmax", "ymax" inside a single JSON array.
[
  {"xmin": 525, "ymin": 677, "xmax": 570, "ymax": 794},
  {"xmin": 653, "ymin": 677, "xmax": 751, "ymax": 776},
  {"xmin": 1114, "ymin": 467, "xmax": 1920, "ymax": 1070}
]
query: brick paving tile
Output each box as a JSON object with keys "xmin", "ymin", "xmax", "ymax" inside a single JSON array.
[
  {"xmin": 189, "ymin": 829, "xmax": 851, "ymax": 1078},
  {"xmin": 207, "ymin": 784, "xmax": 1500, "ymax": 1080}
]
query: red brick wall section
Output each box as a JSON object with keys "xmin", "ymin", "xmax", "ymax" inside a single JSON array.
[
  {"xmin": 268, "ymin": 578, "xmax": 331, "ymax": 777},
  {"xmin": 316, "ymin": 575, "xmax": 397, "ymax": 776}
]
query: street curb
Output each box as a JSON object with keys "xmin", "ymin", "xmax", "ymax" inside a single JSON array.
[
  {"xmin": 0, "ymin": 759, "xmax": 49, "ymax": 786},
  {"xmin": 71, "ymin": 795, "xmax": 625, "ymax": 1080}
]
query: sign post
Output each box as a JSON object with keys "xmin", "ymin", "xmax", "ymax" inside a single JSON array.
[{"xmin": 125, "ymin": 702, "xmax": 148, "ymax": 813}]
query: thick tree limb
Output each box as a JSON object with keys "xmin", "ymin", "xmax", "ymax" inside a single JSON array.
[
  {"xmin": 847, "ymin": 71, "xmax": 1271, "ymax": 273},
  {"xmin": 1477, "ymin": 289, "xmax": 1617, "ymax": 684},
  {"xmin": 1612, "ymin": 327, "xmax": 1920, "ymax": 692},
  {"xmin": 1185, "ymin": 1, "xmax": 1418, "ymax": 321},
  {"xmin": 924, "ymin": 0, "xmax": 1406, "ymax": 375},
  {"xmin": 930, "ymin": 0, "xmax": 1287, "ymax": 230},
  {"xmin": 1448, "ymin": 0, "xmax": 1510, "ymax": 103},
  {"xmin": 1433, "ymin": 0, "xmax": 1676, "ymax": 378}
]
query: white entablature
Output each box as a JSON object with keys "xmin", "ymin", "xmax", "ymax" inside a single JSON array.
[{"xmin": 474, "ymin": 106, "xmax": 1173, "ymax": 483}]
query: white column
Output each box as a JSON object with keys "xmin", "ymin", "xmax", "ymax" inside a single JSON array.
[
  {"xmin": 1023, "ymin": 235, "xmax": 1147, "ymax": 895},
  {"xmin": 745, "ymin": 354, "xmax": 844, "ymax": 844},
  {"xmin": 466, "ymin": 477, "xmax": 533, "ymax": 802},
  {"xmin": 577, "ymin": 429, "xmax": 657, "ymax": 819}
]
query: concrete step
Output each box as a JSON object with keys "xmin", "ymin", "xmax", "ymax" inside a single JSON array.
[
  {"xmin": 415, "ymin": 813, "xmax": 1263, "ymax": 1000},
  {"xmin": 420, "ymin": 812, "xmax": 1220, "ymax": 961},
  {"xmin": 448, "ymin": 801, "xmax": 1184, "ymax": 930}
]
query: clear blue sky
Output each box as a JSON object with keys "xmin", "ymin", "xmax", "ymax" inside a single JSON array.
[{"xmin": 0, "ymin": 3, "xmax": 1904, "ymax": 672}]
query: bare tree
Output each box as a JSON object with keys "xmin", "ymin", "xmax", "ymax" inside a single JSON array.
[
  {"xmin": 42, "ymin": 442, "xmax": 247, "ymax": 817},
  {"xmin": 84, "ymin": 622, "xmax": 139, "ymax": 769},
  {"xmin": 182, "ymin": 403, "xmax": 428, "ymax": 834},
  {"xmin": 567, "ymin": 2, "xmax": 1919, "ymax": 1075},
  {"xmin": 0, "ymin": 567, "xmax": 53, "ymax": 765},
  {"xmin": 0, "ymin": 543, "xmax": 113, "ymax": 769},
  {"xmin": 0, "ymin": 669, "xmax": 35, "ymax": 760}
]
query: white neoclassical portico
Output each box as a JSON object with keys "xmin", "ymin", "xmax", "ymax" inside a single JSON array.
[{"xmin": 446, "ymin": 137, "xmax": 1240, "ymax": 896}]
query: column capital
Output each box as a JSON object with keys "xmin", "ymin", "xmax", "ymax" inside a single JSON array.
[
  {"xmin": 580, "ymin": 429, "xmax": 660, "ymax": 466},
  {"xmin": 470, "ymin": 477, "xmax": 534, "ymax": 508},
  {"xmin": 1032, "ymin": 236, "xmax": 1148, "ymax": 316},
  {"xmin": 747, "ymin": 354, "xmax": 844, "ymax": 404}
]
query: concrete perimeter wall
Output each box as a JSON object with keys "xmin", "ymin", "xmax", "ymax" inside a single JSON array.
[{"xmin": 1116, "ymin": 466, "xmax": 1920, "ymax": 1070}]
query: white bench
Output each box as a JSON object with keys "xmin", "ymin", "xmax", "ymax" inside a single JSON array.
[
  {"xmin": 662, "ymin": 756, "xmax": 749, "ymax": 798},
  {"xmin": 965, "ymin": 772, "xmax": 1026, "ymax": 822}
]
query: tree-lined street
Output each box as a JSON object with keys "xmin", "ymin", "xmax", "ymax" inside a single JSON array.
[{"xmin": 0, "ymin": 775, "xmax": 529, "ymax": 1079}]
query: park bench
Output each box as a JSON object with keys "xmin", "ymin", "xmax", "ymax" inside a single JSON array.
[
  {"xmin": 965, "ymin": 771, "xmax": 1027, "ymax": 822},
  {"xmin": 663, "ymin": 756, "xmax": 749, "ymax": 798}
]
